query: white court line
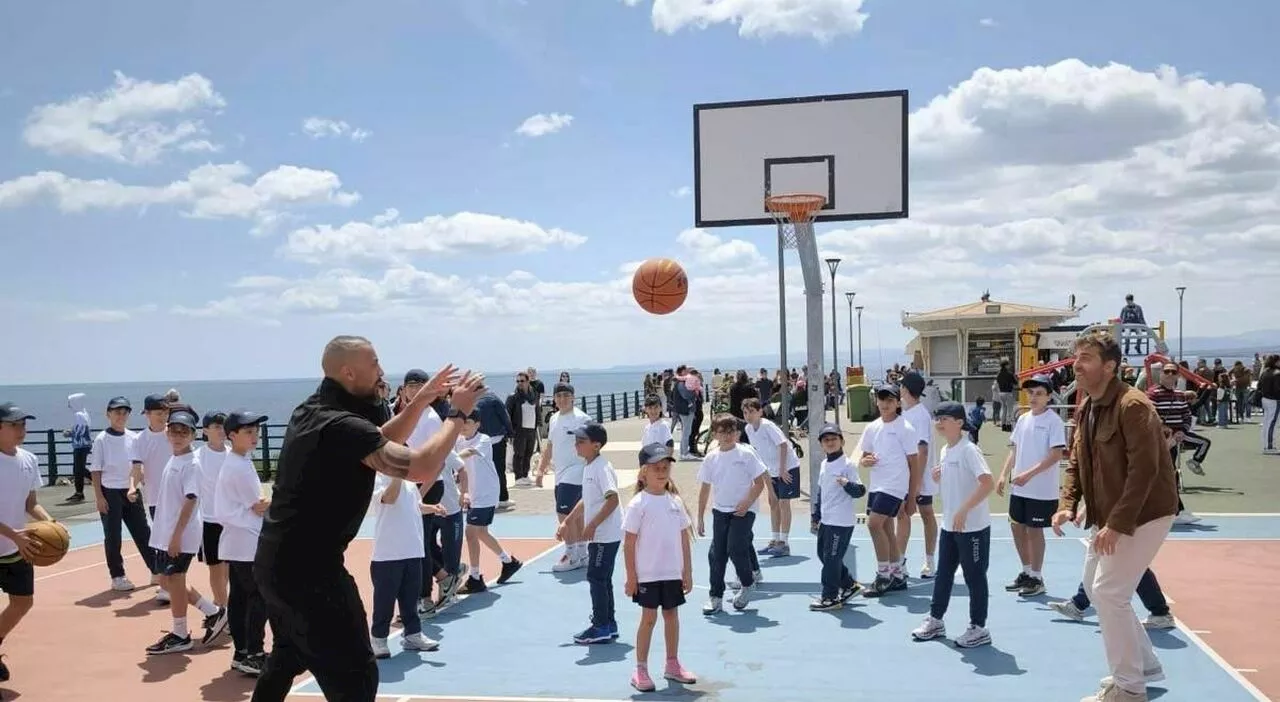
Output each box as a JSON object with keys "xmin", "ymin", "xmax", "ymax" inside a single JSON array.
[
  {"xmin": 34, "ymin": 552, "xmax": 142, "ymax": 582},
  {"xmin": 1237, "ymin": 669, "xmax": 1260, "ymax": 674},
  {"xmin": 1066, "ymin": 538, "xmax": 1269, "ymax": 701},
  {"xmin": 287, "ymin": 540, "xmax": 563, "ymax": 698},
  {"xmin": 1192, "ymin": 630, "xmax": 1212, "ymax": 634}
]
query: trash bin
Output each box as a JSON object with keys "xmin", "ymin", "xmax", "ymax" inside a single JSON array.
[{"xmin": 847, "ymin": 384, "xmax": 872, "ymax": 422}]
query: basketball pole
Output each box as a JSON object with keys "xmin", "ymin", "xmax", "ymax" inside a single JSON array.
[
  {"xmin": 776, "ymin": 225, "xmax": 790, "ymax": 431},
  {"xmin": 794, "ymin": 220, "xmax": 826, "ymax": 496}
]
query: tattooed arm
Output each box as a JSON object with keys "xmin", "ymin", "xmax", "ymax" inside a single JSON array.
[{"xmin": 363, "ymin": 416, "xmax": 467, "ymax": 484}]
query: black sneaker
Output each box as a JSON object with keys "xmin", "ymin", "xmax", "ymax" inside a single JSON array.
[
  {"xmin": 237, "ymin": 652, "xmax": 265, "ymax": 676},
  {"xmin": 497, "ymin": 558, "xmax": 523, "ymax": 584},
  {"xmin": 1018, "ymin": 578, "xmax": 1046, "ymax": 597},
  {"xmin": 458, "ymin": 576, "xmax": 487, "ymax": 595},
  {"xmin": 230, "ymin": 650, "xmax": 248, "ymax": 672},
  {"xmin": 809, "ymin": 597, "xmax": 842, "ymax": 612},
  {"xmin": 202, "ymin": 606, "xmax": 230, "ymax": 644},
  {"xmin": 863, "ymin": 576, "xmax": 891, "ymax": 598},
  {"xmin": 146, "ymin": 632, "xmax": 193, "ymax": 655},
  {"xmin": 889, "ymin": 575, "xmax": 909, "ymax": 591},
  {"xmin": 1005, "ymin": 573, "xmax": 1030, "ymax": 591},
  {"xmin": 839, "ymin": 583, "xmax": 862, "ymax": 602}
]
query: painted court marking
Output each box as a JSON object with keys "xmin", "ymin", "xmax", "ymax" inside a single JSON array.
[{"xmin": 286, "ymin": 540, "xmax": 564, "ymax": 698}]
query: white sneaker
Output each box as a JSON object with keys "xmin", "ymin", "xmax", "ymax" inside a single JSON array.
[
  {"xmin": 1174, "ymin": 510, "xmax": 1201, "ymax": 525},
  {"xmin": 702, "ymin": 597, "xmax": 723, "ymax": 615},
  {"xmin": 551, "ymin": 554, "xmax": 579, "ymax": 572},
  {"xmin": 1050, "ymin": 600, "xmax": 1087, "ymax": 621},
  {"xmin": 514, "ymin": 477, "xmax": 533, "ymax": 487},
  {"xmin": 1185, "ymin": 459, "xmax": 1204, "ymax": 475},
  {"xmin": 155, "ymin": 588, "xmax": 171, "ymax": 604},
  {"xmin": 920, "ymin": 560, "xmax": 935, "ymax": 579},
  {"xmin": 111, "ymin": 577, "xmax": 135, "ymax": 592},
  {"xmin": 1142, "ymin": 614, "xmax": 1175, "ymax": 630},
  {"xmin": 1100, "ymin": 665, "xmax": 1166, "ymax": 686},
  {"xmin": 911, "ymin": 616, "xmax": 946, "ymax": 641},
  {"xmin": 371, "ymin": 637, "xmax": 390, "ymax": 659},
  {"xmin": 954, "ymin": 624, "xmax": 991, "ymax": 648},
  {"xmin": 731, "ymin": 583, "xmax": 753, "ymax": 611},
  {"xmin": 401, "ymin": 632, "xmax": 440, "ymax": 652},
  {"xmin": 729, "ymin": 570, "xmax": 763, "ymax": 590}
]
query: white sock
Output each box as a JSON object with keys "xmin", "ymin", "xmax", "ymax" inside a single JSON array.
[
  {"xmin": 772, "ymin": 532, "xmax": 781, "ymax": 542},
  {"xmin": 499, "ymin": 552, "xmax": 512, "ymax": 563},
  {"xmin": 877, "ymin": 562, "xmax": 890, "ymax": 575},
  {"xmin": 196, "ymin": 597, "xmax": 219, "ymax": 617},
  {"xmin": 577, "ymin": 542, "xmax": 589, "ymax": 558},
  {"xmin": 1029, "ymin": 570, "xmax": 1041, "ymax": 579},
  {"xmin": 173, "ymin": 617, "xmax": 189, "ymax": 638},
  {"xmin": 1021, "ymin": 564, "xmax": 1031, "ymax": 575},
  {"xmin": 779, "ymin": 533, "xmax": 789, "ymax": 544}
]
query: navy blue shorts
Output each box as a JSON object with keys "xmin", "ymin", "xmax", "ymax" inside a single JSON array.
[
  {"xmin": 155, "ymin": 551, "xmax": 195, "ymax": 576},
  {"xmin": 467, "ymin": 506, "xmax": 496, "ymax": 527},
  {"xmin": 915, "ymin": 495, "xmax": 934, "ymax": 506},
  {"xmin": 866, "ymin": 491, "xmax": 904, "ymax": 518},
  {"xmin": 554, "ymin": 483, "xmax": 583, "ymax": 515},
  {"xmin": 772, "ymin": 467, "xmax": 801, "ymax": 500}
]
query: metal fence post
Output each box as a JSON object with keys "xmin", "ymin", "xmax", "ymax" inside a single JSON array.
[
  {"xmin": 44, "ymin": 429, "xmax": 58, "ymax": 486},
  {"xmin": 610, "ymin": 394, "xmax": 617, "ymax": 421}
]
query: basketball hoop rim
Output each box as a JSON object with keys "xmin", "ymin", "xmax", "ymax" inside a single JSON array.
[{"xmin": 765, "ymin": 193, "xmax": 826, "ymax": 222}]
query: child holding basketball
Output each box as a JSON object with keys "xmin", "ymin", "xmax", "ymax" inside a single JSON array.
[
  {"xmin": 623, "ymin": 443, "xmax": 697, "ymax": 692},
  {"xmin": 742, "ymin": 398, "xmax": 801, "ymax": 557},
  {"xmin": 809, "ymin": 423, "xmax": 866, "ymax": 611},
  {"xmin": 214, "ymin": 411, "xmax": 271, "ymax": 675},
  {"xmin": 910, "ymin": 401, "xmax": 993, "ymax": 648},
  {"xmin": 696, "ymin": 414, "xmax": 768, "ymax": 614},
  {"xmin": 145, "ymin": 409, "xmax": 227, "ymax": 655},
  {"xmin": 0, "ymin": 403, "xmax": 55, "ymax": 683},
  {"xmin": 558, "ymin": 423, "xmax": 622, "ymax": 644},
  {"xmin": 458, "ymin": 412, "xmax": 523, "ymax": 594}
]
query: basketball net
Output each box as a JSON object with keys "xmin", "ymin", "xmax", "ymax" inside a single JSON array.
[{"xmin": 765, "ymin": 193, "xmax": 825, "ymax": 249}]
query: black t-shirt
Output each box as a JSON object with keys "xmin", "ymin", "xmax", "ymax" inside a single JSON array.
[{"xmin": 258, "ymin": 378, "xmax": 389, "ymax": 567}]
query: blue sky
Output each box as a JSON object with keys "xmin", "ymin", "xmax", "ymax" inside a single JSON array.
[{"xmin": 2, "ymin": 0, "xmax": 1279, "ymax": 384}]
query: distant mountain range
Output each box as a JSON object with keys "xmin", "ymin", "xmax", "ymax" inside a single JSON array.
[{"xmin": 1179, "ymin": 329, "xmax": 1280, "ymax": 356}]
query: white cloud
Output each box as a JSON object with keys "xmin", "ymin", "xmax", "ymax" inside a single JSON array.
[
  {"xmin": 67, "ymin": 309, "xmax": 132, "ymax": 323},
  {"xmin": 978, "ymin": 17, "xmax": 997, "ymax": 27},
  {"xmin": 23, "ymin": 71, "xmax": 225, "ymax": 165},
  {"xmin": 515, "ymin": 113, "xmax": 573, "ymax": 137},
  {"xmin": 301, "ymin": 117, "xmax": 371, "ymax": 142},
  {"xmin": 676, "ymin": 228, "xmax": 767, "ymax": 270},
  {"xmin": 281, "ymin": 209, "xmax": 588, "ymax": 266},
  {"xmin": 622, "ymin": 0, "xmax": 869, "ymax": 42},
  {"xmin": 0, "ymin": 162, "xmax": 360, "ymax": 231},
  {"xmin": 671, "ymin": 186, "xmax": 692, "ymax": 198}
]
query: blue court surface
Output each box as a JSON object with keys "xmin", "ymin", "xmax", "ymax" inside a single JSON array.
[{"xmin": 63, "ymin": 514, "xmax": 1279, "ymax": 701}]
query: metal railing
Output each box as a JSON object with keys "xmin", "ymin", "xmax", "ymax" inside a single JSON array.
[{"xmin": 24, "ymin": 390, "xmax": 647, "ymax": 486}]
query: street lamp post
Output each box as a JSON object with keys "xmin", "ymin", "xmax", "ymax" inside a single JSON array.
[
  {"xmin": 855, "ymin": 306, "xmax": 864, "ymax": 367},
  {"xmin": 824, "ymin": 258, "xmax": 841, "ymax": 427},
  {"xmin": 844, "ymin": 292, "xmax": 856, "ymax": 369},
  {"xmin": 1175, "ymin": 286, "xmax": 1187, "ymax": 361}
]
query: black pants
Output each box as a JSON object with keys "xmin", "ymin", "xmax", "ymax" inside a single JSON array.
[
  {"xmin": 421, "ymin": 511, "xmax": 464, "ymax": 599},
  {"xmin": 1179, "ymin": 431, "xmax": 1211, "ymax": 463},
  {"xmin": 708, "ymin": 510, "xmax": 756, "ymax": 598},
  {"xmin": 1072, "ymin": 568, "xmax": 1169, "ymax": 616},
  {"xmin": 72, "ymin": 447, "xmax": 90, "ymax": 495},
  {"xmin": 228, "ymin": 561, "xmax": 268, "ymax": 655},
  {"xmin": 512, "ymin": 428, "xmax": 537, "ymax": 480},
  {"xmin": 688, "ymin": 405, "xmax": 704, "ymax": 455},
  {"xmin": 930, "ymin": 527, "xmax": 990, "ymax": 627},
  {"xmin": 587, "ymin": 541, "xmax": 619, "ymax": 627},
  {"xmin": 252, "ymin": 554, "xmax": 377, "ymax": 702},
  {"xmin": 370, "ymin": 559, "xmax": 422, "ymax": 638},
  {"xmin": 817, "ymin": 524, "xmax": 856, "ymax": 599},
  {"xmin": 492, "ymin": 437, "xmax": 509, "ymax": 503},
  {"xmin": 99, "ymin": 487, "xmax": 156, "ymax": 578}
]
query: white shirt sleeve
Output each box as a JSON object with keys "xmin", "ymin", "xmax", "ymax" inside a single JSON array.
[
  {"xmin": 217, "ymin": 463, "xmax": 263, "ymax": 530},
  {"xmin": 602, "ymin": 463, "xmax": 619, "ymax": 495},
  {"xmin": 89, "ymin": 434, "xmax": 104, "ymax": 472},
  {"xmin": 1048, "ymin": 415, "xmax": 1067, "ymax": 448},
  {"xmin": 182, "ymin": 459, "xmax": 202, "ymax": 498},
  {"xmin": 966, "ymin": 443, "xmax": 993, "ymax": 479},
  {"xmin": 897, "ymin": 419, "xmax": 918, "ymax": 456},
  {"xmin": 622, "ymin": 496, "xmax": 643, "ymax": 534}
]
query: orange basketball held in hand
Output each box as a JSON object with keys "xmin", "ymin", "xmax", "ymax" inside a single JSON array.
[
  {"xmin": 23, "ymin": 520, "xmax": 71, "ymax": 567},
  {"xmin": 632, "ymin": 258, "xmax": 688, "ymax": 315}
]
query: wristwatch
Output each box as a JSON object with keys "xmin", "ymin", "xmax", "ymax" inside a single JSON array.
[{"xmin": 446, "ymin": 409, "xmax": 467, "ymax": 420}]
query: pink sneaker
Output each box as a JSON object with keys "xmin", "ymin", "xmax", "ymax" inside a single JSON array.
[
  {"xmin": 664, "ymin": 660, "xmax": 697, "ymax": 684},
  {"xmin": 631, "ymin": 667, "xmax": 656, "ymax": 692}
]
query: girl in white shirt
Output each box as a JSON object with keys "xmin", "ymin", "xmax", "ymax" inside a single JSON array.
[
  {"xmin": 213, "ymin": 411, "xmax": 272, "ymax": 676},
  {"xmin": 623, "ymin": 443, "xmax": 697, "ymax": 693},
  {"xmin": 911, "ymin": 401, "xmax": 994, "ymax": 649},
  {"xmin": 809, "ymin": 424, "xmax": 866, "ymax": 611}
]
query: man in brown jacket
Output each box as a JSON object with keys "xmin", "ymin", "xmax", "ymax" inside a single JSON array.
[{"xmin": 1052, "ymin": 330, "xmax": 1179, "ymax": 702}]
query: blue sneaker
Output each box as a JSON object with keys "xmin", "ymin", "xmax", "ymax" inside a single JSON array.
[
  {"xmin": 606, "ymin": 621, "xmax": 620, "ymax": 639},
  {"xmin": 573, "ymin": 625, "xmax": 614, "ymax": 644}
]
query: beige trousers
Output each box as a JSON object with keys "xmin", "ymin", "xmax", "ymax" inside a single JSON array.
[{"xmin": 1082, "ymin": 515, "xmax": 1174, "ymax": 694}]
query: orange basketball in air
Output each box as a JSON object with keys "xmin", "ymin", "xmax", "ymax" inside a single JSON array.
[
  {"xmin": 632, "ymin": 258, "xmax": 688, "ymax": 315},
  {"xmin": 23, "ymin": 520, "xmax": 71, "ymax": 567}
]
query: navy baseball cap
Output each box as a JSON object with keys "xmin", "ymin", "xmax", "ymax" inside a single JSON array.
[
  {"xmin": 167, "ymin": 409, "xmax": 199, "ymax": 429},
  {"xmin": 574, "ymin": 422, "xmax": 608, "ymax": 446},
  {"xmin": 224, "ymin": 411, "xmax": 268, "ymax": 432},
  {"xmin": 933, "ymin": 401, "xmax": 967, "ymax": 421},
  {"xmin": 817, "ymin": 423, "xmax": 842, "ymax": 440},
  {"xmin": 638, "ymin": 442, "xmax": 674, "ymax": 466},
  {"xmin": 1021, "ymin": 374, "xmax": 1054, "ymax": 391},
  {"xmin": 554, "ymin": 383, "xmax": 575, "ymax": 396},
  {"xmin": 143, "ymin": 394, "xmax": 169, "ymax": 411},
  {"xmin": 900, "ymin": 371, "xmax": 926, "ymax": 397},
  {"xmin": 0, "ymin": 403, "xmax": 35, "ymax": 423},
  {"xmin": 874, "ymin": 384, "xmax": 901, "ymax": 399},
  {"xmin": 202, "ymin": 410, "xmax": 227, "ymax": 428},
  {"xmin": 404, "ymin": 369, "xmax": 429, "ymax": 385},
  {"xmin": 107, "ymin": 396, "xmax": 132, "ymax": 411}
]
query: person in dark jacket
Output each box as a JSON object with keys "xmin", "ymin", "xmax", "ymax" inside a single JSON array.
[
  {"xmin": 506, "ymin": 373, "xmax": 541, "ymax": 485},
  {"xmin": 1258, "ymin": 354, "xmax": 1279, "ymax": 454},
  {"xmin": 473, "ymin": 386, "xmax": 514, "ymax": 505}
]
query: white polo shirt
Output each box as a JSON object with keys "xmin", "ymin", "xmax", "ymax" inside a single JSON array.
[
  {"xmin": 938, "ymin": 438, "xmax": 992, "ymax": 533},
  {"xmin": 148, "ymin": 452, "xmax": 203, "ymax": 554},
  {"xmin": 622, "ymin": 491, "xmax": 691, "ymax": 583},
  {"xmin": 1009, "ymin": 409, "xmax": 1067, "ymax": 502},
  {"xmin": 581, "ymin": 455, "xmax": 622, "ymax": 543},
  {"xmin": 548, "ymin": 408, "xmax": 591, "ymax": 485},
  {"xmin": 817, "ymin": 454, "xmax": 862, "ymax": 528},
  {"xmin": 195, "ymin": 443, "xmax": 228, "ymax": 523},
  {"xmin": 130, "ymin": 428, "xmax": 173, "ymax": 507},
  {"xmin": 213, "ymin": 451, "xmax": 263, "ymax": 563},
  {"xmin": 371, "ymin": 475, "xmax": 426, "ymax": 562},
  {"xmin": 640, "ymin": 418, "xmax": 673, "ymax": 449},
  {"xmin": 457, "ymin": 432, "xmax": 499, "ymax": 509},
  {"xmin": 89, "ymin": 429, "xmax": 136, "ymax": 489},
  {"xmin": 0, "ymin": 448, "xmax": 40, "ymax": 558},
  {"xmin": 744, "ymin": 418, "xmax": 800, "ymax": 477},
  {"xmin": 858, "ymin": 415, "xmax": 918, "ymax": 500},
  {"xmin": 902, "ymin": 403, "xmax": 936, "ymax": 497},
  {"xmin": 696, "ymin": 443, "xmax": 768, "ymax": 514}
]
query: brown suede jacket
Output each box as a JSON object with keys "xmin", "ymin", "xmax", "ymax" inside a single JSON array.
[{"xmin": 1060, "ymin": 377, "xmax": 1179, "ymax": 535}]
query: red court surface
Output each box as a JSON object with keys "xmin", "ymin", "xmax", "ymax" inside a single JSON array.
[
  {"xmin": 0, "ymin": 538, "xmax": 555, "ymax": 702},
  {"xmin": 1154, "ymin": 539, "xmax": 1279, "ymax": 701}
]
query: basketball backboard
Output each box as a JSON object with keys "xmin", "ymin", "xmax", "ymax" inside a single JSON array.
[{"xmin": 692, "ymin": 90, "xmax": 908, "ymax": 228}]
